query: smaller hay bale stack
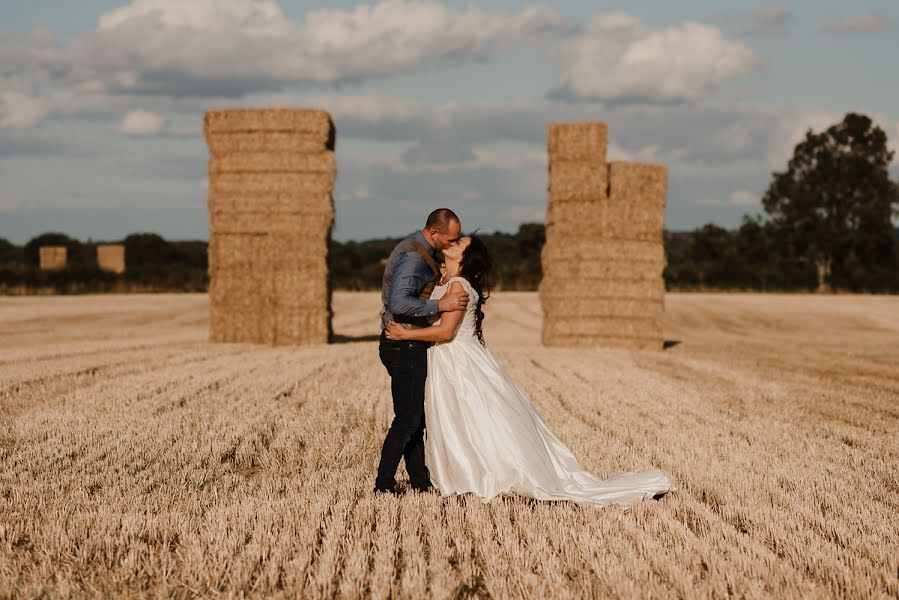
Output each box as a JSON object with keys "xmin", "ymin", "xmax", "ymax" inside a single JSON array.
[
  {"xmin": 39, "ymin": 246, "xmax": 67, "ymax": 271},
  {"xmin": 205, "ymin": 108, "xmax": 336, "ymax": 345},
  {"xmin": 97, "ymin": 244, "xmax": 126, "ymax": 274},
  {"xmin": 540, "ymin": 122, "xmax": 668, "ymax": 350}
]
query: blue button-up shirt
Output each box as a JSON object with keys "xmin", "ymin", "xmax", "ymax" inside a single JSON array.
[{"xmin": 380, "ymin": 231, "xmax": 440, "ymax": 330}]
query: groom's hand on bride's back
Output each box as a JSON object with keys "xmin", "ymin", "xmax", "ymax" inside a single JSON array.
[{"xmin": 438, "ymin": 290, "xmax": 468, "ymax": 312}]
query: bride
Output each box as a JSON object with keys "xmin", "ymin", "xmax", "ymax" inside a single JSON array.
[{"xmin": 386, "ymin": 235, "xmax": 675, "ymax": 506}]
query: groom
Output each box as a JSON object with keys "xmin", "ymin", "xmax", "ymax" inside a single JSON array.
[{"xmin": 374, "ymin": 208, "xmax": 468, "ymax": 494}]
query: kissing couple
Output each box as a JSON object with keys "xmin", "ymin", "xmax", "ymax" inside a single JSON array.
[{"xmin": 374, "ymin": 208, "xmax": 675, "ymax": 505}]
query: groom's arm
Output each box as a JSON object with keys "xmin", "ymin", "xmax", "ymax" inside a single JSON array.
[
  {"xmin": 387, "ymin": 253, "xmax": 440, "ymax": 318},
  {"xmin": 389, "ymin": 282, "xmax": 466, "ymax": 342}
]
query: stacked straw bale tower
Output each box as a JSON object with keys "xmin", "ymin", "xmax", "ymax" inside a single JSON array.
[
  {"xmin": 39, "ymin": 246, "xmax": 67, "ymax": 271},
  {"xmin": 97, "ymin": 244, "xmax": 126, "ymax": 274},
  {"xmin": 204, "ymin": 108, "xmax": 337, "ymax": 345},
  {"xmin": 540, "ymin": 122, "xmax": 667, "ymax": 350}
]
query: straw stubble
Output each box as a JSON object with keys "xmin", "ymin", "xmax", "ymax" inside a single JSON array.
[{"xmin": 4, "ymin": 292, "xmax": 895, "ymax": 597}]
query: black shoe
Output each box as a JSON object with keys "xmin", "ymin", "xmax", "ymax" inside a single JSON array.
[
  {"xmin": 373, "ymin": 486, "xmax": 400, "ymax": 496},
  {"xmin": 410, "ymin": 483, "xmax": 436, "ymax": 494}
]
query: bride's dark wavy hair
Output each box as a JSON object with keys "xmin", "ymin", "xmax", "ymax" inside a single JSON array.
[{"xmin": 459, "ymin": 235, "xmax": 493, "ymax": 346}]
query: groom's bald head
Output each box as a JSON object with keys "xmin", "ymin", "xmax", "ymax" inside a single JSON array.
[
  {"xmin": 423, "ymin": 208, "xmax": 461, "ymax": 251},
  {"xmin": 425, "ymin": 208, "xmax": 460, "ymax": 233}
]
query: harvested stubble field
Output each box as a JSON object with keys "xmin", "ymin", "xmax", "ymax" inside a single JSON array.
[{"xmin": 1, "ymin": 292, "xmax": 897, "ymax": 598}]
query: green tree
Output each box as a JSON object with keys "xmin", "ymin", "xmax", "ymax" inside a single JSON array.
[
  {"xmin": 123, "ymin": 233, "xmax": 171, "ymax": 267},
  {"xmin": 0, "ymin": 238, "xmax": 16, "ymax": 261},
  {"xmin": 23, "ymin": 232, "xmax": 83, "ymax": 267},
  {"xmin": 761, "ymin": 112, "xmax": 899, "ymax": 291}
]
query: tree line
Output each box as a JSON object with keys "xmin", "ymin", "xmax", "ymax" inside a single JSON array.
[
  {"xmin": 0, "ymin": 233, "xmax": 208, "ymax": 293},
  {"xmin": 2, "ymin": 113, "xmax": 897, "ymax": 294}
]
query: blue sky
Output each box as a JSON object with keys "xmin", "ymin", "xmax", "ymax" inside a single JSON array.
[{"xmin": 1, "ymin": 0, "xmax": 897, "ymax": 244}]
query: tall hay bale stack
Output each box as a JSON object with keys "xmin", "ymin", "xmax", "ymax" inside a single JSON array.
[
  {"xmin": 540, "ymin": 122, "xmax": 668, "ymax": 350},
  {"xmin": 39, "ymin": 246, "xmax": 67, "ymax": 271},
  {"xmin": 204, "ymin": 108, "xmax": 336, "ymax": 345},
  {"xmin": 97, "ymin": 244, "xmax": 126, "ymax": 274}
]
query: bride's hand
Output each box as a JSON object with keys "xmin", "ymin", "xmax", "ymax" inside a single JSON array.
[{"xmin": 385, "ymin": 321, "xmax": 407, "ymax": 340}]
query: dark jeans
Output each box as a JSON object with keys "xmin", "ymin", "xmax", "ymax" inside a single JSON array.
[{"xmin": 375, "ymin": 331, "xmax": 431, "ymax": 490}]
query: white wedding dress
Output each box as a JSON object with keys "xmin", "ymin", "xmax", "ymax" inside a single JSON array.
[{"xmin": 424, "ymin": 276, "xmax": 676, "ymax": 506}]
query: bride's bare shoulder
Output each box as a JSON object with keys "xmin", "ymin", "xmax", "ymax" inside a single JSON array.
[
  {"xmin": 448, "ymin": 279, "xmax": 466, "ymax": 293},
  {"xmin": 449, "ymin": 276, "xmax": 477, "ymax": 297}
]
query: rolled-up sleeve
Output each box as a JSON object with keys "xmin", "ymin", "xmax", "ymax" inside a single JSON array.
[{"xmin": 388, "ymin": 253, "xmax": 439, "ymax": 318}]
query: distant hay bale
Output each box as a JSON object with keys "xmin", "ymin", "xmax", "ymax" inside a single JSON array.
[
  {"xmin": 208, "ymin": 233, "xmax": 272, "ymax": 272},
  {"xmin": 39, "ymin": 246, "xmax": 67, "ymax": 271},
  {"xmin": 547, "ymin": 161, "xmax": 608, "ymax": 205},
  {"xmin": 209, "ymin": 152, "xmax": 337, "ymax": 174},
  {"xmin": 548, "ymin": 122, "xmax": 607, "ymax": 162},
  {"xmin": 607, "ymin": 162, "xmax": 668, "ymax": 242},
  {"xmin": 539, "ymin": 275, "xmax": 666, "ymax": 301},
  {"xmin": 96, "ymin": 244, "xmax": 125, "ymax": 274},
  {"xmin": 541, "ymin": 121, "xmax": 667, "ymax": 351},
  {"xmin": 204, "ymin": 108, "xmax": 337, "ymax": 346},
  {"xmin": 206, "ymin": 131, "xmax": 333, "ymax": 157},
  {"xmin": 204, "ymin": 109, "xmax": 334, "ymax": 138},
  {"xmin": 273, "ymin": 270, "xmax": 330, "ymax": 305},
  {"xmin": 209, "ymin": 274, "xmax": 276, "ymax": 344},
  {"xmin": 208, "ymin": 192, "xmax": 336, "ymax": 215},
  {"xmin": 538, "ymin": 257, "xmax": 666, "ymax": 281},
  {"xmin": 209, "ymin": 172, "xmax": 335, "ymax": 195},
  {"xmin": 209, "ymin": 210, "xmax": 335, "ymax": 235},
  {"xmin": 544, "ymin": 200, "xmax": 606, "ymax": 230}
]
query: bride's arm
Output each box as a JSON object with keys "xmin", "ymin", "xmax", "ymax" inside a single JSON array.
[{"xmin": 386, "ymin": 282, "xmax": 466, "ymax": 342}]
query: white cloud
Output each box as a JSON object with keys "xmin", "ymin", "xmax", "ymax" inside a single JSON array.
[
  {"xmin": 822, "ymin": 13, "xmax": 891, "ymax": 34},
  {"xmin": 548, "ymin": 14, "xmax": 758, "ymax": 102},
  {"xmin": 729, "ymin": 189, "xmax": 758, "ymax": 206},
  {"xmin": 73, "ymin": 0, "xmax": 569, "ymax": 95},
  {"xmin": 301, "ymin": 92, "xmax": 784, "ymax": 169},
  {"xmin": 354, "ymin": 144, "xmax": 546, "ymax": 174},
  {"xmin": 0, "ymin": 2, "xmax": 762, "ymax": 135},
  {"xmin": 607, "ymin": 139, "xmax": 688, "ymax": 163},
  {"xmin": 0, "ymin": 91, "xmax": 51, "ymax": 128},
  {"xmin": 98, "ymin": 0, "xmax": 289, "ymax": 32},
  {"xmin": 119, "ymin": 109, "xmax": 166, "ymax": 136},
  {"xmin": 306, "ymin": 93, "xmax": 427, "ymax": 125}
]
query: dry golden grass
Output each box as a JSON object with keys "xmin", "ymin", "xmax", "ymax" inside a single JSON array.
[{"xmin": 1, "ymin": 292, "xmax": 897, "ymax": 598}]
